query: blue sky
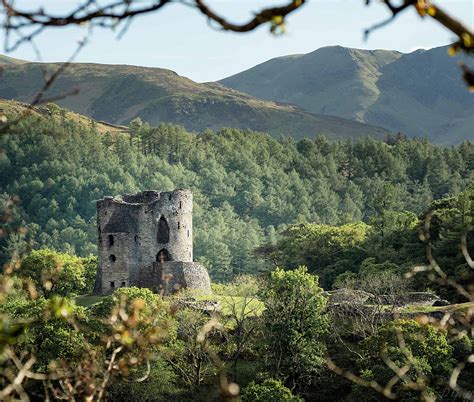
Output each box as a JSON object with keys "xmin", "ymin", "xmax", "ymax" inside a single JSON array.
[{"xmin": 2, "ymin": 0, "xmax": 473, "ymax": 82}]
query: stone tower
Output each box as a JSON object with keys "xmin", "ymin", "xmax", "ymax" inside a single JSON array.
[{"xmin": 94, "ymin": 189, "xmax": 210, "ymax": 295}]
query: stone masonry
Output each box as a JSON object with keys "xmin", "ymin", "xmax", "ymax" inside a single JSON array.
[{"xmin": 93, "ymin": 189, "xmax": 211, "ymax": 295}]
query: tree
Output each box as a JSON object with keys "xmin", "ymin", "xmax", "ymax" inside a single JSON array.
[
  {"xmin": 258, "ymin": 222, "xmax": 370, "ymax": 288},
  {"xmin": 108, "ymin": 355, "xmax": 180, "ymax": 402},
  {"xmin": 168, "ymin": 308, "xmax": 217, "ymax": 390},
  {"xmin": 331, "ymin": 261, "xmax": 411, "ymax": 339},
  {"xmin": 91, "ymin": 286, "xmax": 167, "ymax": 318},
  {"xmin": 241, "ymin": 379, "xmax": 303, "ymax": 402},
  {"xmin": 351, "ymin": 319, "xmax": 460, "ymax": 400},
  {"xmin": 217, "ymin": 276, "xmax": 262, "ymax": 382},
  {"xmin": 17, "ymin": 249, "xmax": 89, "ymax": 297},
  {"xmin": 261, "ymin": 266, "xmax": 328, "ymax": 390}
]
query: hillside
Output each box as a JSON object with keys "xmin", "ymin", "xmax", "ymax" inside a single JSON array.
[
  {"xmin": 0, "ymin": 98, "xmax": 128, "ymax": 135},
  {"xmin": 1, "ymin": 96, "xmax": 472, "ymax": 280},
  {"xmin": 0, "ymin": 54, "xmax": 27, "ymax": 65},
  {"xmin": 220, "ymin": 46, "xmax": 474, "ymax": 144},
  {"xmin": 0, "ymin": 60, "xmax": 389, "ymax": 140}
]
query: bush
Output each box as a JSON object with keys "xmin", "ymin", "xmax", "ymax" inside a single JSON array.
[
  {"xmin": 261, "ymin": 267, "xmax": 328, "ymax": 389},
  {"xmin": 90, "ymin": 286, "xmax": 163, "ymax": 318},
  {"xmin": 108, "ymin": 356, "xmax": 181, "ymax": 401},
  {"xmin": 17, "ymin": 249, "xmax": 92, "ymax": 297},
  {"xmin": 241, "ymin": 379, "xmax": 303, "ymax": 402},
  {"xmin": 353, "ymin": 319, "xmax": 458, "ymax": 400}
]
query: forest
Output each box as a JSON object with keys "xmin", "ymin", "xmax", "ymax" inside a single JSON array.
[
  {"xmin": 1, "ymin": 103, "xmax": 473, "ymax": 400},
  {"xmin": 1, "ymin": 104, "xmax": 473, "ymax": 281}
]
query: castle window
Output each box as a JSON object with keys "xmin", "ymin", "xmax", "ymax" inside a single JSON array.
[
  {"xmin": 178, "ymin": 222, "xmax": 181, "ymax": 230},
  {"xmin": 108, "ymin": 235, "xmax": 114, "ymax": 247},
  {"xmin": 169, "ymin": 194, "xmax": 172, "ymax": 200},
  {"xmin": 109, "ymin": 254, "xmax": 116, "ymax": 263},
  {"xmin": 179, "ymin": 201, "xmax": 182, "ymax": 209},
  {"xmin": 157, "ymin": 216, "xmax": 170, "ymax": 244},
  {"xmin": 121, "ymin": 281, "xmax": 126, "ymax": 287},
  {"xmin": 187, "ymin": 229, "xmax": 190, "ymax": 238},
  {"xmin": 134, "ymin": 235, "xmax": 138, "ymax": 243},
  {"xmin": 156, "ymin": 249, "xmax": 172, "ymax": 262},
  {"xmin": 110, "ymin": 281, "xmax": 115, "ymax": 288}
]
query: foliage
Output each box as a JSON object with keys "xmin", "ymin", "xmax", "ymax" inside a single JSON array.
[
  {"xmin": 1, "ymin": 111, "xmax": 472, "ymax": 282},
  {"xmin": 241, "ymin": 379, "xmax": 303, "ymax": 402},
  {"xmin": 423, "ymin": 185, "xmax": 474, "ymax": 301},
  {"xmin": 16, "ymin": 249, "xmax": 95, "ymax": 297},
  {"xmin": 258, "ymin": 222, "xmax": 370, "ymax": 288},
  {"xmin": 261, "ymin": 266, "xmax": 328, "ymax": 389},
  {"xmin": 214, "ymin": 276, "xmax": 263, "ymax": 381},
  {"xmin": 169, "ymin": 308, "xmax": 220, "ymax": 390},
  {"xmin": 353, "ymin": 319, "xmax": 458, "ymax": 400},
  {"xmin": 0, "ymin": 278, "xmax": 174, "ymax": 400},
  {"xmin": 107, "ymin": 355, "xmax": 181, "ymax": 401},
  {"xmin": 91, "ymin": 286, "xmax": 164, "ymax": 317},
  {"xmin": 0, "ymin": 104, "xmax": 473, "ymax": 401}
]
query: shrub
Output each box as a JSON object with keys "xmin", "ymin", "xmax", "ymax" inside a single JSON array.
[
  {"xmin": 241, "ymin": 379, "xmax": 303, "ymax": 402},
  {"xmin": 17, "ymin": 249, "xmax": 90, "ymax": 297}
]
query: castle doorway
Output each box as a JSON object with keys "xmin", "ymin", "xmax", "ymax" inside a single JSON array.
[
  {"xmin": 157, "ymin": 216, "xmax": 170, "ymax": 243},
  {"xmin": 156, "ymin": 248, "xmax": 172, "ymax": 263}
]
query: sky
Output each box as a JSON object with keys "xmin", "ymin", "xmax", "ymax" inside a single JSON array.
[{"xmin": 2, "ymin": 0, "xmax": 473, "ymax": 82}]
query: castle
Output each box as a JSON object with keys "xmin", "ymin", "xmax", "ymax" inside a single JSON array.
[{"xmin": 93, "ymin": 189, "xmax": 211, "ymax": 295}]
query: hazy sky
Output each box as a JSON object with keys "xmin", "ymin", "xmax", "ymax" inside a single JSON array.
[{"xmin": 2, "ymin": 0, "xmax": 473, "ymax": 82}]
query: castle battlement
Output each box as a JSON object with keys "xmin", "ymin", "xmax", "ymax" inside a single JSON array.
[{"xmin": 94, "ymin": 189, "xmax": 210, "ymax": 295}]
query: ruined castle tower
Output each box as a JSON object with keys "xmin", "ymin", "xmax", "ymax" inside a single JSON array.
[{"xmin": 94, "ymin": 189, "xmax": 211, "ymax": 295}]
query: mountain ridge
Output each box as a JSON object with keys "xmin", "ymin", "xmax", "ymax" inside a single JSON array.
[
  {"xmin": 0, "ymin": 59, "xmax": 389, "ymax": 140},
  {"xmin": 219, "ymin": 45, "xmax": 473, "ymax": 144}
]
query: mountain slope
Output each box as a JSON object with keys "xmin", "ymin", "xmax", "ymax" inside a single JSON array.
[
  {"xmin": 0, "ymin": 61, "xmax": 389, "ymax": 140},
  {"xmin": 0, "ymin": 54, "xmax": 27, "ymax": 65},
  {"xmin": 0, "ymin": 98, "xmax": 128, "ymax": 135},
  {"xmin": 220, "ymin": 46, "xmax": 474, "ymax": 144}
]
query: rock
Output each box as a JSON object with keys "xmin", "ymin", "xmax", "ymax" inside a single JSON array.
[
  {"xmin": 325, "ymin": 288, "xmax": 374, "ymax": 305},
  {"xmin": 176, "ymin": 298, "xmax": 220, "ymax": 314},
  {"xmin": 401, "ymin": 292, "xmax": 440, "ymax": 306}
]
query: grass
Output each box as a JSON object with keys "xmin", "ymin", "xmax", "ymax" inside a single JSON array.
[
  {"xmin": 198, "ymin": 294, "xmax": 265, "ymax": 317},
  {"xmin": 75, "ymin": 294, "xmax": 105, "ymax": 307}
]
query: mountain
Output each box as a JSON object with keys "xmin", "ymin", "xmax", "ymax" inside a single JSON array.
[
  {"xmin": 0, "ymin": 61, "xmax": 389, "ymax": 140},
  {"xmin": 220, "ymin": 46, "xmax": 474, "ymax": 144}
]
